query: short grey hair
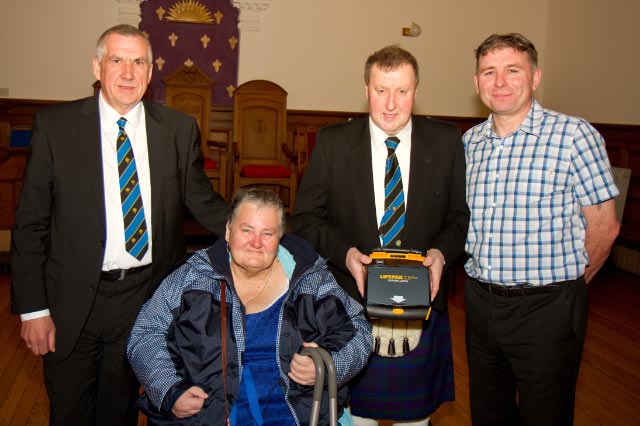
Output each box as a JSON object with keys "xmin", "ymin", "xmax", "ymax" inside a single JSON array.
[
  {"xmin": 95, "ymin": 24, "xmax": 153, "ymax": 64},
  {"xmin": 228, "ymin": 188, "xmax": 286, "ymax": 237}
]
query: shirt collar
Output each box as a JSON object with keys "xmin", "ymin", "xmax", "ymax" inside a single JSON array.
[
  {"xmin": 277, "ymin": 244, "xmax": 295, "ymax": 280},
  {"xmin": 471, "ymin": 99, "xmax": 542, "ymax": 143},
  {"xmin": 523, "ymin": 99, "xmax": 544, "ymax": 137},
  {"xmin": 368, "ymin": 116, "xmax": 413, "ymax": 149},
  {"xmin": 98, "ymin": 91, "xmax": 144, "ymax": 131}
]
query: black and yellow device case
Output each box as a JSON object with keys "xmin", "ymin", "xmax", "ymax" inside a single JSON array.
[{"xmin": 365, "ymin": 248, "xmax": 432, "ymax": 320}]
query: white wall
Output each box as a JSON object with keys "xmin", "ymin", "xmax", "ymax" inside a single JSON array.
[
  {"xmin": 1, "ymin": 0, "xmax": 638, "ymax": 124},
  {"xmin": 0, "ymin": 0, "xmax": 119, "ymax": 101},
  {"xmin": 543, "ymin": 0, "xmax": 640, "ymax": 124},
  {"xmin": 242, "ymin": 0, "xmax": 551, "ymax": 118}
]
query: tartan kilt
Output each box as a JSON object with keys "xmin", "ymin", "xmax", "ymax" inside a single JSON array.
[{"xmin": 348, "ymin": 310, "xmax": 454, "ymax": 420}]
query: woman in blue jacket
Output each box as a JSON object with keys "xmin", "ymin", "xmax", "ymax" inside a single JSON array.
[{"xmin": 128, "ymin": 188, "xmax": 372, "ymax": 425}]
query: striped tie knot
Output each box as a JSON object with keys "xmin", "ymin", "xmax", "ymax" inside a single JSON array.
[{"xmin": 385, "ymin": 136, "xmax": 400, "ymax": 153}]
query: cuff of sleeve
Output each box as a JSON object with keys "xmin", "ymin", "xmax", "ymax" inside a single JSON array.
[
  {"xmin": 21, "ymin": 309, "xmax": 51, "ymax": 321},
  {"xmin": 161, "ymin": 380, "xmax": 196, "ymax": 418}
]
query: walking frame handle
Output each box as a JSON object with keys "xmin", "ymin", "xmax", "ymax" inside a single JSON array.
[{"xmin": 300, "ymin": 346, "xmax": 338, "ymax": 426}]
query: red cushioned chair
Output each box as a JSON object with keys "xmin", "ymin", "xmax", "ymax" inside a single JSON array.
[{"xmin": 232, "ymin": 80, "xmax": 297, "ymax": 211}]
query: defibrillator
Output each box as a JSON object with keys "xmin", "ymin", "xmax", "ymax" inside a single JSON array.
[{"xmin": 364, "ymin": 248, "xmax": 431, "ymax": 320}]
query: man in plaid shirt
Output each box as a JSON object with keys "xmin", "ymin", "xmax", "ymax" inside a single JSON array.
[{"xmin": 463, "ymin": 33, "xmax": 620, "ymax": 426}]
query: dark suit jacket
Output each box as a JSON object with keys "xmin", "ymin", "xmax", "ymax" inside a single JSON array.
[
  {"xmin": 10, "ymin": 95, "xmax": 229, "ymax": 359},
  {"xmin": 290, "ymin": 116, "xmax": 469, "ymax": 312}
]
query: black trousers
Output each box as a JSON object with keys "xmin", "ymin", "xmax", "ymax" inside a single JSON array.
[
  {"xmin": 44, "ymin": 268, "xmax": 151, "ymax": 426},
  {"xmin": 464, "ymin": 277, "xmax": 588, "ymax": 426}
]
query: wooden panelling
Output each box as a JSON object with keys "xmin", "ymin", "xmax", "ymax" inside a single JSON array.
[
  {"xmin": 0, "ymin": 138, "xmax": 28, "ymax": 229},
  {"xmin": 592, "ymin": 123, "xmax": 640, "ymax": 266},
  {"xmin": 0, "ymin": 99, "xmax": 60, "ymax": 127}
]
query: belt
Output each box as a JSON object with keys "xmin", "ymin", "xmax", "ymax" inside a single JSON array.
[
  {"xmin": 100, "ymin": 264, "xmax": 151, "ymax": 281},
  {"xmin": 475, "ymin": 279, "xmax": 565, "ymax": 297}
]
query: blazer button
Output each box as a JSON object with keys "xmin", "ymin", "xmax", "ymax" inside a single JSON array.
[{"xmin": 89, "ymin": 286, "xmax": 96, "ymax": 293}]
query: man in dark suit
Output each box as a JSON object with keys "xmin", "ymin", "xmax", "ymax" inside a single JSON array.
[
  {"xmin": 10, "ymin": 24, "xmax": 229, "ymax": 426},
  {"xmin": 291, "ymin": 45, "xmax": 469, "ymax": 425}
]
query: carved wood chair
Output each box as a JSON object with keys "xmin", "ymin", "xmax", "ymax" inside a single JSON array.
[
  {"xmin": 232, "ymin": 80, "xmax": 297, "ymax": 211},
  {"xmin": 294, "ymin": 123, "xmax": 324, "ymax": 184},
  {"xmin": 162, "ymin": 65, "xmax": 228, "ymax": 199}
]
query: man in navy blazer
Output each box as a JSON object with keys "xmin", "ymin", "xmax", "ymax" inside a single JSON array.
[
  {"xmin": 10, "ymin": 24, "xmax": 229, "ymax": 425},
  {"xmin": 291, "ymin": 45, "xmax": 469, "ymax": 424}
]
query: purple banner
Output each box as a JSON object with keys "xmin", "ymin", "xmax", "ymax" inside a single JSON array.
[{"xmin": 139, "ymin": 0, "xmax": 239, "ymax": 106}]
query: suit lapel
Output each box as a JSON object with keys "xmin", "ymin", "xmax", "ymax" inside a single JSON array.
[
  {"xmin": 405, "ymin": 117, "xmax": 435, "ymax": 234},
  {"xmin": 78, "ymin": 96, "xmax": 107, "ymax": 235},
  {"xmin": 347, "ymin": 119, "xmax": 380, "ymax": 242},
  {"xmin": 143, "ymin": 101, "xmax": 165, "ymax": 247}
]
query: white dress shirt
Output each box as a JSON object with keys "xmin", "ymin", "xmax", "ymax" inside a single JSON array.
[
  {"xmin": 98, "ymin": 93, "xmax": 153, "ymax": 271},
  {"xmin": 370, "ymin": 117, "xmax": 412, "ymax": 246}
]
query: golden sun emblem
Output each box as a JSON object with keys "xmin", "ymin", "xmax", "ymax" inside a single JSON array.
[{"xmin": 166, "ymin": 0, "xmax": 213, "ymax": 24}]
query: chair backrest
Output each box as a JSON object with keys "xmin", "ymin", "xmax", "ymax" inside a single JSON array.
[
  {"xmin": 233, "ymin": 80, "xmax": 288, "ymax": 167},
  {"xmin": 9, "ymin": 125, "xmax": 32, "ymax": 148},
  {"xmin": 1, "ymin": 122, "xmax": 32, "ymax": 149},
  {"xmin": 611, "ymin": 166, "xmax": 632, "ymax": 223},
  {"xmin": 162, "ymin": 65, "xmax": 215, "ymax": 158},
  {"xmin": 294, "ymin": 123, "xmax": 322, "ymax": 178}
]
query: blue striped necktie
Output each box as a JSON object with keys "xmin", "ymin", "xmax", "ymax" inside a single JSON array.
[
  {"xmin": 117, "ymin": 117, "xmax": 148, "ymax": 261},
  {"xmin": 379, "ymin": 136, "xmax": 405, "ymax": 247}
]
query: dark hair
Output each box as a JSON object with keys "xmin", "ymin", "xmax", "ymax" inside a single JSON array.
[
  {"xmin": 228, "ymin": 188, "xmax": 286, "ymax": 236},
  {"xmin": 474, "ymin": 33, "xmax": 538, "ymax": 72},
  {"xmin": 96, "ymin": 24, "xmax": 153, "ymax": 63},
  {"xmin": 364, "ymin": 45, "xmax": 419, "ymax": 87}
]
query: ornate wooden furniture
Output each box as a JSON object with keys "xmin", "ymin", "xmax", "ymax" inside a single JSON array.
[
  {"xmin": 162, "ymin": 65, "xmax": 228, "ymax": 199},
  {"xmin": 232, "ymin": 80, "xmax": 297, "ymax": 211},
  {"xmin": 294, "ymin": 123, "xmax": 327, "ymax": 184}
]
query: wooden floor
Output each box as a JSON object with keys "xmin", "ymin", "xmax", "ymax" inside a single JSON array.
[{"xmin": 1, "ymin": 265, "xmax": 639, "ymax": 425}]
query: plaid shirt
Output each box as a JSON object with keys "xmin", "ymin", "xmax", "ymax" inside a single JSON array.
[{"xmin": 463, "ymin": 100, "xmax": 618, "ymax": 285}]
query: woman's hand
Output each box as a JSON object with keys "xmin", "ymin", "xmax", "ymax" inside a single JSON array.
[
  {"xmin": 172, "ymin": 386, "xmax": 209, "ymax": 418},
  {"xmin": 288, "ymin": 342, "xmax": 319, "ymax": 386}
]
